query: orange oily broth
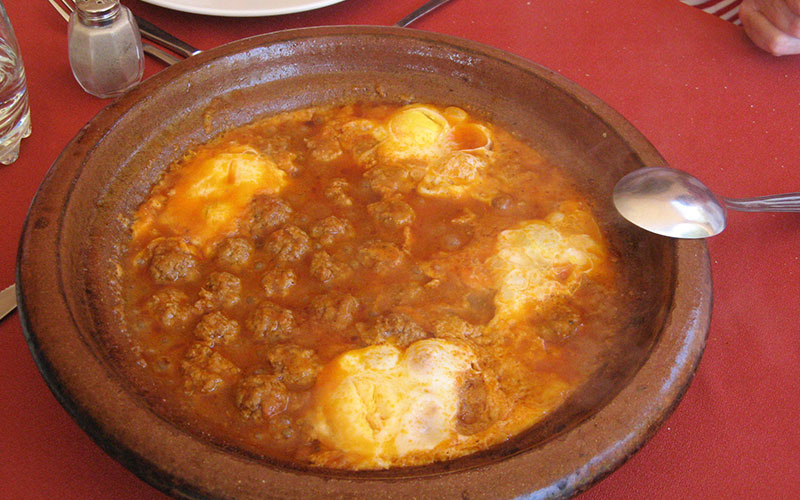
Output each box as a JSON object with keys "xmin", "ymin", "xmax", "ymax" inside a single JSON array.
[{"xmin": 121, "ymin": 102, "xmax": 622, "ymax": 469}]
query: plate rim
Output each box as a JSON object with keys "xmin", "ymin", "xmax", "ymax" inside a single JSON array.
[{"xmin": 140, "ymin": 0, "xmax": 346, "ymax": 17}]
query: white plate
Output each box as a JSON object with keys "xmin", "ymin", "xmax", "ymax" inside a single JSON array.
[{"xmin": 140, "ymin": 0, "xmax": 346, "ymax": 17}]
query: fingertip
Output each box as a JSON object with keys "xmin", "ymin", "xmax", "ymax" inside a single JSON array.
[
  {"xmin": 766, "ymin": 35, "xmax": 800, "ymax": 55},
  {"xmin": 740, "ymin": 4, "xmax": 800, "ymax": 55}
]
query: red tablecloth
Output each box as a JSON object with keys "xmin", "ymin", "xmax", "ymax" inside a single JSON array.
[{"xmin": 2, "ymin": 0, "xmax": 799, "ymax": 498}]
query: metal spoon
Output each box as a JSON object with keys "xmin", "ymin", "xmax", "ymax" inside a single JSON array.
[{"xmin": 613, "ymin": 167, "xmax": 800, "ymax": 238}]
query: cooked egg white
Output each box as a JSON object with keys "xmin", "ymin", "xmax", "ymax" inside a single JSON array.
[
  {"xmin": 417, "ymin": 150, "xmax": 492, "ymax": 199},
  {"xmin": 489, "ymin": 203, "xmax": 608, "ymax": 323},
  {"xmin": 308, "ymin": 338, "xmax": 479, "ymax": 468},
  {"xmin": 132, "ymin": 144, "xmax": 287, "ymax": 252}
]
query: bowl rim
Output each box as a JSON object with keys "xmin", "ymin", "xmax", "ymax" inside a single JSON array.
[{"xmin": 16, "ymin": 25, "xmax": 712, "ymax": 500}]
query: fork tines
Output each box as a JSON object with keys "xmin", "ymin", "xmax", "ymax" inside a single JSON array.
[{"xmin": 47, "ymin": 0, "xmax": 72, "ymax": 22}]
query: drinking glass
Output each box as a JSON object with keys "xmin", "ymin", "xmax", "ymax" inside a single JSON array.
[{"xmin": 0, "ymin": 1, "xmax": 30, "ymax": 165}]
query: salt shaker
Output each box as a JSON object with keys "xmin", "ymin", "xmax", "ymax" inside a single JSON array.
[
  {"xmin": 67, "ymin": 0, "xmax": 145, "ymax": 99},
  {"xmin": 0, "ymin": 1, "xmax": 31, "ymax": 165}
]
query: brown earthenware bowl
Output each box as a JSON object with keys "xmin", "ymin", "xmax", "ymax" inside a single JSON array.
[{"xmin": 17, "ymin": 26, "xmax": 711, "ymax": 500}]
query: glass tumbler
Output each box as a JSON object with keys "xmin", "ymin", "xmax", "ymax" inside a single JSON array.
[{"xmin": 0, "ymin": 1, "xmax": 30, "ymax": 165}]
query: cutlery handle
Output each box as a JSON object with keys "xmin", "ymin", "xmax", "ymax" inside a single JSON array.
[
  {"xmin": 0, "ymin": 284, "xmax": 16, "ymax": 322},
  {"xmin": 144, "ymin": 43, "xmax": 182, "ymax": 66},
  {"xmin": 395, "ymin": 0, "xmax": 453, "ymax": 27},
  {"xmin": 724, "ymin": 193, "xmax": 800, "ymax": 212},
  {"xmin": 135, "ymin": 15, "xmax": 201, "ymax": 58}
]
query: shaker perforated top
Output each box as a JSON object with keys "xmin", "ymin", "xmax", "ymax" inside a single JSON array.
[{"xmin": 75, "ymin": 0, "xmax": 120, "ymax": 23}]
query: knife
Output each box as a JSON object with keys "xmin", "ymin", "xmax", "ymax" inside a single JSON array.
[{"xmin": 0, "ymin": 284, "xmax": 16, "ymax": 321}]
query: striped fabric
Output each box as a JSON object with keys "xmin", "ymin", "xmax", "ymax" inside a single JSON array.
[{"xmin": 681, "ymin": 0, "xmax": 743, "ymax": 24}]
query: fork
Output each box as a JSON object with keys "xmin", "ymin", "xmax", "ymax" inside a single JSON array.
[
  {"xmin": 47, "ymin": 0, "xmax": 184, "ymax": 66},
  {"xmin": 395, "ymin": 0, "xmax": 454, "ymax": 27}
]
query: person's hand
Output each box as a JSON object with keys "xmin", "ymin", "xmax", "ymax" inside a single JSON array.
[{"xmin": 740, "ymin": 0, "xmax": 800, "ymax": 55}]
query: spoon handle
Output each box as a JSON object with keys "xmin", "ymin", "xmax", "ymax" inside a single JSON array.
[{"xmin": 724, "ymin": 193, "xmax": 800, "ymax": 212}]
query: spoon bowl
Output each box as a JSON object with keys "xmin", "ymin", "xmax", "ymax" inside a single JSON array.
[
  {"xmin": 613, "ymin": 167, "xmax": 727, "ymax": 238},
  {"xmin": 614, "ymin": 167, "xmax": 800, "ymax": 238}
]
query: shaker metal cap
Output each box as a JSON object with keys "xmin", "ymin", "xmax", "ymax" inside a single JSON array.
[{"xmin": 76, "ymin": 0, "xmax": 120, "ymax": 23}]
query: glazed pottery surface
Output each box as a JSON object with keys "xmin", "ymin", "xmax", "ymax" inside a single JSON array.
[{"xmin": 17, "ymin": 26, "xmax": 711, "ymax": 500}]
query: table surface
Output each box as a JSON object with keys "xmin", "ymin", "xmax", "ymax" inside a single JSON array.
[{"xmin": 2, "ymin": 0, "xmax": 799, "ymax": 498}]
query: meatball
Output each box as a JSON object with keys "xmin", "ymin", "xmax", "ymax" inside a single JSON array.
[
  {"xmin": 214, "ymin": 237, "xmax": 253, "ymax": 269},
  {"xmin": 309, "ymin": 292, "xmax": 359, "ymax": 331},
  {"xmin": 356, "ymin": 241, "xmax": 405, "ymax": 273},
  {"xmin": 145, "ymin": 288, "xmax": 195, "ymax": 328},
  {"xmin": 360, "ymin": 312, "xmax": 428, "ymax": 347},
  {"xmin": 196, "ymin": 272, "xmax": 241, "ymax": 311},
  {"xmin": 310, "ymin": 251, "xmax": 351, "ymax": 284},
  {"xmin": 363, "ymin": 163, "xmax": 421, "ymax": 196},
  {"xmin": 265, "ymin": 225, "xmax": 311, "ymax": 264},
  {"xmin": 305, "ymin": 125, "xmax": 343, "ymax": 162},
  {"xmin": 432, "ymin": 314, "xmax": 482, "ymax": 341},
  {"xmin": 181, "ymin": 342, "xmax": 240, "ymax": 394},
  {"xmin": 264, "ymin": 135, "xmax": 302, "ymax": 175},
  {"xmin": 338, "ymin": 118, "xmax": 386, "ymax": 158},
  {"xmin": 193, "ymin": 311, "xmax": 239, "ymax": 346},
  {"xmin": 272, "ymin": 149, "xmax": 301, "ymax": 176},
  {"xmin": 147, "ymin": 237, "xmax": 200, "ymax": 284},
  {"xmin": 267, "ymin": 344, "xmax": 322, "ymax": 391},
  {"xmin": 261, "ymin": 267, "xmax": 297, "ymax": 297},
  {"xmin": 367, "ymin": 198, "xmax": 416, "ymax": 228},
  {"xmin": 248, "ymin": 195, "xmax": 292, "ymax": 242},
  {"xmin": 310, "ymin": 215, "xmax": 354, "ymax": 246},
  {"xmin": 234, "ymin": 373, "xmax": 289, "ymax": 421},
  {"xmin": 456, "ymin": 373, "xmax": 494, "ymax": 435},
  {"xmin": 149, "ymin": 251, "xmax": 199, "ymax": 284},
  {"xmin": 324, "ymin": 178, "xmax": 353, "ymax": 207},
  {"xmin": 245, "ymin": 301, "xmax": 295, "ymax": 342}
]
